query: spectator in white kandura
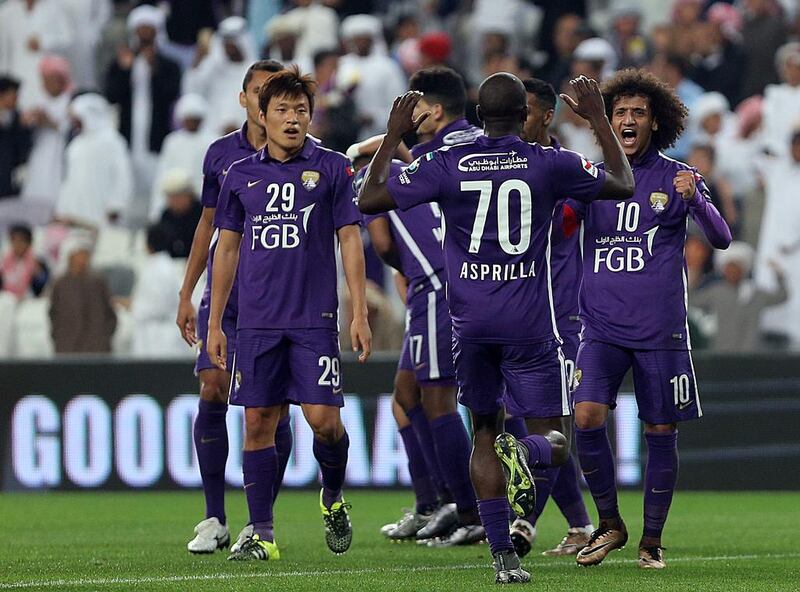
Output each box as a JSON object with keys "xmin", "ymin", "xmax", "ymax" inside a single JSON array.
[
  {"xmin": 755, "ymin": 129, "xmax": 800, "ymax": 346},
  {"xmin": 0, "ymin": 0, "xmax": 72, "ymax": 109},
  {"xmin": 263, "ymin": 13, "xmax": 313, "ymax": 74},
  {"xmin": 130, "ymin": 224, "xmax": 184, "ymax": 357},
  {"xmin": 20, "ymin": 55, "xmax": 73, "ymax": 209},
  {"xmin": 283, "ymin": 0, "xmax": 339, "ymax": 63},
  {"xmin": 337, "ymin": 14, "xmax": 406, "ymax": 140},
  {"xmin": 183, "ymin": 16, "xmax": 257, "ymax": 137},
  {"xmin": 62, "ymin": 0, "xmax": 112, "ymax": 91},
  {"xmin": 692, "ymin": 242, "xmax": 788, "ymax": 352},
  {"xmin": 573, "ymin": 38, "xmax": 619, "ymax": 82},
  {"xmin": 149, "ymin": 93, "xmax": 212, "ymax": 221},
  {"xmin": 55, "ymin": 93, "xmax": 132, "ymax": 229},
  {"xmin": 762, "ymin": 41, "xmax": 800, "ymax": 158}
]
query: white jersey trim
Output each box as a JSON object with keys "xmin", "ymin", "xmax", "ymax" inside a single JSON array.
[
  {"xmin": 426, "ymin": 291, "xmax": 441, "ymax": 380},
  {"xmin": 388, "ymin": 210, "xmax": 443, "ymax": 291}
]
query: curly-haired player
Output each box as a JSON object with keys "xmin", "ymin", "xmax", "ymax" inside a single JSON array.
[{"xmin": 569, "ymin": 68, "xmax": 732, "ymax": 569}]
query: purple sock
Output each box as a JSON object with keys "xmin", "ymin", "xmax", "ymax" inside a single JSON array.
[
  {"xmin": 520, "ymin": 434, "xmax": 553, "ymax": 468},
  {"xmin": 430, "ymin": 413, "xmax": 476, "ymax": 516},
  {"xmin": 575, "ymin": 424, "xmax": 619, "ymax": 520},
  {"xmin": 407, "ymin": 405, "xmax": 449, "ymax": 501},
  {"xmin": 504, "ymin": 416, "xmax": 528, "ymax": 439},
  {"xmin": 643, "ymin": 431, "xmax": 678, "ymax": 539},
  {"xmin": 314, "ymin": 432, "xmax": 350, "ymax": 508},
  {"xmin": 551, "ymin": 455, "xmax": 592, "ymax": 528},
  {"xmin": 273, "ymin": 414, "xmax": 293, "ymax": 504},
  {"xmin": 478, "ymin": 498, "xmax": 514, "ymax": 555},
  {"xmin": 194, "ymin": 399, "xmax": 228, "ymax": 524},
  {"xmin": 399, "ymin": 425, "xmax": 439, "ymax": 514},
  {"xmin": 525, "ymin": 466, "xmax": 560, "ymax": 525},
  {"xmin": 243, "ymin": 447, "xmax": 277, "ymax": 541}
]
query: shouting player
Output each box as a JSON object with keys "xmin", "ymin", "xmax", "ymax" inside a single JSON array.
[
  {"xmin": 571, "ymin": 69, "xmax": 731, "ymax": 569},
  {"xmin": 175, "ymin": 60, "xmax": 292, "ymax": 554},
  {"xmin": 359, "ymin": 73, "xmax": 634, "ymax": 583},
  {"xmin": 508, "ymin": 78, "xmax": 595, "ymax": 558},
  {"xmin": 208, "ymin": 67, "xmax": 372, "ymax": 561},
  {"xmin": 352, "ymin": 67, "xmax": 483, "ymax": 544}
]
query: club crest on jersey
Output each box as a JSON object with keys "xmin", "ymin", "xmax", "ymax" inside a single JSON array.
[
  {"xmin": 650, "ymin": 192, "xmax": 669, "ymax": 213},
  {"xmin": 301, "ymin": 170, "xmax": 320, "ymax": 190},
  {"xmin": 571, "ymin": 368, "xmax": 583, "ymax": 392},
  {"xmin": 406, "ymin": 158, "xmax": 421, "ymax": 174}
]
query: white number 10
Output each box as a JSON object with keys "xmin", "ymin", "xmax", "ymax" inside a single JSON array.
[{"xmin": 461, "ymin": 180, "xmax": 533, "ymax": 255}]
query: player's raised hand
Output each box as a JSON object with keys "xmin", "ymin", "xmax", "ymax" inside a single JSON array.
[
  {"xmin": 176, "ymin": 298, "xmax": 198, "ymax": 346},
  {"xmin": 560, "ymin": 76, "xmax": 606, "ymax": 124},
  {"xmin": 206, "ymin": 327, "xmax": 227, "ymax": 371},
  {"xmin": 351, "ymin": 316, "xmax": 372, "ymax": 363},
  {"xmin": 674, "ymin": 170, "xmax": 697, "ymax": 200},
  {"xmin": 386, "ymin": 91, "xmax": 430, "ymax": 142}
]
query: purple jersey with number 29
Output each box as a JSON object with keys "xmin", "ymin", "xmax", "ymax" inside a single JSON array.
[{"xmin": 387, "ymin": 134, "xmax": 607, "ymax": 344}]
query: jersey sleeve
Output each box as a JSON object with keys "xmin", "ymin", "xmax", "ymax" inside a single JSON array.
[
  {"xmin": 549, "ymin": 149, "xmax": 607, "ymax": 203},
  {"xmin": 332, "ymin": 158, "xmax": 362, "ymax": 230},
  {"xmin": 200, "ymin": 146, "xmax": 221, "ymax": 208},
  {"xmin": 213, "ymin": 167, "xmax": 245, "ymax": 234},
  {"xmin": 386, "ymin": 151, "xmax": 445, "ymax": 211},
  {"xmin": 686, "ymin": 170, "xmax": 732, "ymax": 249}
]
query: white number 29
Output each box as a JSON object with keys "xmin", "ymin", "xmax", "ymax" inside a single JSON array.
[{"xmin": 318, "ymin": 356, "xmax": 340, "ymax": 387}]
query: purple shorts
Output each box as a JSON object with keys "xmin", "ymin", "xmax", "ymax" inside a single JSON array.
[
  {"xmin": 229, "ymin": 328, "xmax": 343, "ymax": 408},
  {"xmin": 398, "ymin": 286, "xmax": 455, "ymax": 386},
  {"xmin": 571, "ymin": 339, "xmax": 702, "ymax": 424},
  {"xmin": 195, "ymin": 293, "xmax": 238, "ymax": 375},
  {"xmin": 560, "ymin": 331, "xmax": 579, "ymax": 388},
  {"xmin": 454, "ymin": 337, "xmax": 569, "ymax": 418}
]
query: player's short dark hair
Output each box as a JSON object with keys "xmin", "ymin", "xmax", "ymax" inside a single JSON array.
[
  {"xmin": 477, "ymin": 72, "xmax": 527, "ymax": 122},
  {"xmin": 601, "ymin": 68, "xmax": 688, "ymax": 151},
  {"xmin": 522, "ymin": 78, "xmax": 556, "ymax": 111},
  {"xmin": 242, "ymin": 60, "xmax": 284, "ymax": 91},
  {"xmin": 258, "ymin": 66, "xmax": 317, "ymax": 116},
  {"xmin": 146, "ymin": 224, "xmax": 171, "ymax": 254},
  {"xmin": 408, "ymin": 67, "xmax": 467, "ymax": 118},
  {"xmin": 9, "ymin": 224, "xmax": 32, "ymax": 243}
]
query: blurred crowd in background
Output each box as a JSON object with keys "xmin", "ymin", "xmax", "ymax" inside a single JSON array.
[{"xmin": 1, "ymin": 0, "xmax": 799, "ymax": 358}]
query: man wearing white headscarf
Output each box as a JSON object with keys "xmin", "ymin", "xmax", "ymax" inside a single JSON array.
[
  {"xmin": 183, "ymin": 16, "xmax": 258, "ymax": 136},
  {"xmin": 55, "ymin": 93, "xmax": 133, "ymax": 229},
  {"xmin": 106, "ymin": 4, "xmax": 181, "ymax": 223},
  {"xmin": 762, "ymin": 42, "xmax": 800, "ymax": 158},
  {"xmin": 0, "ymin": 0, "xmax": 73, "ymax": 110},
  {"xmin": 336, "ymin": 14, "xmax": 406, "ymax": 140},
  {"xmin": 149, "ymin": 93, "xmax": 213, "ymax": 221},
  {"xmin": 21, "ymin": 55, "xmax": 73, "ymax": 209},
  {"xmin": 283, "ymin": 0, "xmax": 339, "ymax": 63}
]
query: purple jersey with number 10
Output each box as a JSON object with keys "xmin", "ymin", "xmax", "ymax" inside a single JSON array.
[
  {"xmin": 387, "ymin": 134, "xmax": 607, "ymax": 344},
  {"xmin": 214, "ymin": 138, "xmax": 361, "ymax": 330}
]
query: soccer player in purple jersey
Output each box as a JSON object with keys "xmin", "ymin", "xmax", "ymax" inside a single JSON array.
[
  {"xmin": 353, "ymin": 67, "xmax": 483, "ymax": 544},
  {"xmin": 175, "ymin": 60, "xmax": 296, "ymax": 555},
  {"xmin": 359, "ymin": 74, "xmax": 634, "ymax": 583},
  {"xmin": 508, "ymin": 78, "xmax": 595, "ymax": 559},
  {"xmin": 208, "ymin": 68, "xmax": 372, "ymax": 562},
  {"xmin": 570, "ymin": 69, "xmax": 732, "ymax": 569}
]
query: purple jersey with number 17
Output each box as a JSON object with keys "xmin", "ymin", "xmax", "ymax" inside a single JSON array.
[{"xmin": 387, "ymin": 134, "xmax": 607, "ymax": 344}]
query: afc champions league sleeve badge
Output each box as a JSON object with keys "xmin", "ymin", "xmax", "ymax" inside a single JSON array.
[
  {"xmin": 301, "ymin": 170, "xmax": 320, "ymax": 191},
  {"xmin": 649, "ymin": 191, "xmax": 669, "ymax": 213}
]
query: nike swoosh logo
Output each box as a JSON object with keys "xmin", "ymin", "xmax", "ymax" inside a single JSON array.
[
  {"xmin": 333, "ymin": 388, "xmax": 343, "ymax": 395},
  {"xmin": 651, "ymin": 488, "xmax": 671, "ymax": 494},
  {"xmin": 222, "ymin": 167, "xmax": 231, "ymax": 175},
  {"xmin": 247, "ymin": 179, "xmax": 262, "ymax": 188},
  {"xmin": 677, "ymin": 400, "xmax": 694, "ymax": 410},
  {"xmin": 581, "ymin": 540, "xmax": 615, "ymax": 556},
  {"xmin": 200, "ymin": 437, "xmax": 220, "ymax": 444},
  {"xmin": 582, "ymin": 469, "xmax": 599, "ymax": 476},
  {"xmin": 243, "ymin": 482, "xmax": 255, "ymax": 489}
]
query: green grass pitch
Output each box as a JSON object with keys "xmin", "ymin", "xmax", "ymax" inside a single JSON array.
[{"xmin": 1, "ymin": 490, "xmax": 797, "ymax": 591}]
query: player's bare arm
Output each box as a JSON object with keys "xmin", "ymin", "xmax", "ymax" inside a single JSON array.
[
  {"xmin": 366, "ymin": 217, "xmax": 404, "ymax": 272},
  {"xmin": 675, "ymin": 170, "xmax": 732, "ymax": 249},
  {"xmin": 338, "ymin": 224, "xmax": 372, "ymax": 363},
  {"xmin": 560, "ymin": 76, "xmax": 635, "ymax": 200},
  {"xmin": 207, "ymin": 228, "xmax": 241, "ymax": 370},
  {"xmin": 176, "ymin": 206, "xmax": 217, "ymax": 345},
  {"xmin": 358, "ymin": 92, "xmax": 430, "ymax": 214},
  {"xmin": 348, "ymin": 133, "xmax": 413, "ymax": 164}
]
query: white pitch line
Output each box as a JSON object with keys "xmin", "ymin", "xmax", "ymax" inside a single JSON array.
[{"xmin": 1, "ymin": 552, "xmax": 797, "ymax": 590}]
